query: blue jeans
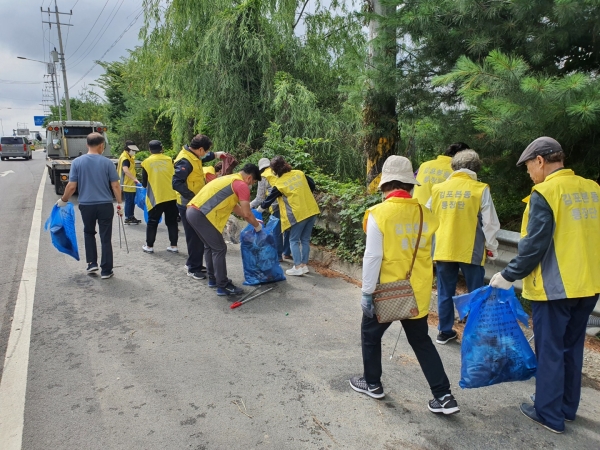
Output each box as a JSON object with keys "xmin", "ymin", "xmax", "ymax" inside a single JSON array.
[
  {"xmin": 123, "ymin": 191, "xmax": 136, "ymax": 218},
  {"xmin": 271, "ymin": 210, "xmax": 284, "ymax": 258},
  {"xmin": 282, "ymin": 230, "xmax": 290, "ymax": 257},
  {"xmin": 532, "ymin": 295, "xmax": 598, "ymax": 431},
  {"xmin": 289, "ymin": 215, "xmax": 317, "ymax": 265},
  {"xmin": 436, "ymin": 261, "xmax": 485, "ymax": 334}
]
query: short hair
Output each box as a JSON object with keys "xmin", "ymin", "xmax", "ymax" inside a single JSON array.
[
  {"xmin": 451, "ymin": 149, "xmax": 482, "ymax": 172},
  {"xmin": 240, "ymin": 163, "xmax": 261, "ymax": 182},
  {"xmin": 542, "ymin": 151, "xmax": 565, "ymax": 164},
  {"xmin": 380, "ymin": 180, "xmax": 414, "ymax": 193},
  {"xmin": 270, "ymin": 156, "xmax": 292, "ymax": 177},
  {"xmin": 87, "ymin": 132, "xmax": 105, "ymax": 147},
  {"xmin": 190, "ymin": 134, "xmax": 212, "ymax": 150},
  {"xmin": 444, "ymin": 142, "xmax": 470, "ymax": 157}
]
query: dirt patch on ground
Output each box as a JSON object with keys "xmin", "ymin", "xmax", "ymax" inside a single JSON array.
[{"xmin": 310, "ymin": 260, "xmax": 362, "ymax": 287}]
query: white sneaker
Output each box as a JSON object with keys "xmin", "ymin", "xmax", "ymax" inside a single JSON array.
[
  {"xmin": 286, "ymin": 266, "xmax": 304, "ymax": 276},
  {"xmin": 301, "ymin": 265, "xmax": 309, "ymax": 274},
  {"xmin": 142, "ymin": 245, "xmax": 154, "ymax": 254},
  {"xmin": 166, "ymin": 246, "xmax": 179, "ymax": 253}
]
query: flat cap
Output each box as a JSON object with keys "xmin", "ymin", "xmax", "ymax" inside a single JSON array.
[
  {"xmin": 517, "ymin": 137, "xmax": 563, "ymax": 166},
  {"xmin": 148, "ymin": 140, "xmax": 163, "ymax": 151}
]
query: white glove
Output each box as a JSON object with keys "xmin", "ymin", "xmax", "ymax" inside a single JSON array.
[
  {"xmin": 215, "ymin": 151, "xmax": 225, "ymax": 158},
  {"xmin": 487, "ymin": 249, "xmax": 498, "ymax": 261},
  {"xmin": 489, "ymin": 272, "xmax": 513, "ymax": 290},
  {"xmin": 56, "ymin": 198, "xmax": 68, "ymax": 207},
  {"xmin": 254, "ymin": 223, "xmax": 263, "ymax": 233},
  {"xmin": 256, "ymin": 206, "xmax": 265, "ymax": 213},
  {"xmin": 116, "ymin": 203, "xmax": 124, "ymax": 217}
]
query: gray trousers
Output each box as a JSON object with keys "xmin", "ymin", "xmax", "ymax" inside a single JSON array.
[{"xmin": 186, "ymin": 207, "xmax": 229, "ymax": 288}]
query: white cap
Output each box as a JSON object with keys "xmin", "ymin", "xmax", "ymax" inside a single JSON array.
[
  {"xmin": 258, "ymin": 158, "xmax": 271, "ymax": 171},
  {"xmin": 378, "ymin": 155, "xmax": 420, "ymax": 189}
]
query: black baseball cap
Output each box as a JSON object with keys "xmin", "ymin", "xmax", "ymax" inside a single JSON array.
[{"xmin": 516, "ymin": 137, "xmax": 563, "ymax": 166}]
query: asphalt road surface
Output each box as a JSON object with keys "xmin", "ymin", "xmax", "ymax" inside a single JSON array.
[{"xmin": 0, "ymin": 152, "xmax": 599, "ymax": 449}]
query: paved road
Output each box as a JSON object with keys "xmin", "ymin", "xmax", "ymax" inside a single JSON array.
[{"xmin": 1, "ymin": 152, "xmax": 599, "ymax": 449}]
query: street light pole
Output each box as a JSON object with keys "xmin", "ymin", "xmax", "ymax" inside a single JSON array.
[{"xmin": 54, "ymin": 0, "xmax": 71, "ymax": 120}]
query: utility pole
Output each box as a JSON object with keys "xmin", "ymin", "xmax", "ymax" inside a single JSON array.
[{"xmin": 42, "ymin": 1, "xmax": 73, "ymax": 120}]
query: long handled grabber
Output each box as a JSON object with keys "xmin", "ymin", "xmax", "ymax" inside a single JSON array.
[
  {"xmin": 230, "ymin": 286, "xmax": 274, "ymax": 309},
  {"xmin": 390, "ymin": 324, "xmax": 403, "ymax": 360},
  {"xmin": 118, "ymin": 213, "xmax": 122, "ymax": 249},
  {"xmin": 118, "ymin": 214, "xmax": 129, "ymax": 254}
]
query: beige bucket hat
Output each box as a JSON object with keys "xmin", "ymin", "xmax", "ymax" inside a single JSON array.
[
  {"xmin": 378, "ymin": 155, "xmax": 420, "ymax": 189},
  {"xmin": 258, "ymin": 158, "xmax": 271, "ymax": 171}
]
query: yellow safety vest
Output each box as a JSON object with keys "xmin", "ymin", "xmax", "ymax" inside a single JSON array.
[
  {"xmin": 141, "ymin": 154, "xmax": 177, "ymax": 210},
  {"xmin": 174, "ymin": 147, "xmax": 205, "ymax": 205},
  {"xmin": 203, "ymin": 166, "xmax": 216, "ymax": 177},
  {"xmin": 413, "ymin": 156, "xmax": 453, "ymax": 205},
  {"xmin": 431, "ymin": 172, "xmax": 488, "ymax": 265},
  {"xmin": 273, "ymin": 170, "xmax": 320, "ymax": 232},
  {"xmin": 364, "ymin": 197, "xmax": 439, "ymax": 320},
  {"xmin": 117, "ymin": 151, "xmax": 137, "ymax": 193},
  {"xmin": 261, "ymin": 167, "xmax": 277, "ymax": 185},
  {"xmin": 188, "ymin": 173, "xmax": 244, "ymax": 232},
  {"xmin": 520, "ymin": 169, "xmax": 600, "ymax": 301}
]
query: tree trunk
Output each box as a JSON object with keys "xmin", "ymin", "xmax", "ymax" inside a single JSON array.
[{"xmin": 364, "ymin": 0, "xmax": 398, "ymax": 193}]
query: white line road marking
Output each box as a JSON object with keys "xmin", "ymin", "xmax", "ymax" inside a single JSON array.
[
  {"xmin": 0, "ymin": 167, "xmax": 47, "ymax": 449},
  {"xmin": 0, "ymin": 170, "xmax": 15, "ymax": 177}
]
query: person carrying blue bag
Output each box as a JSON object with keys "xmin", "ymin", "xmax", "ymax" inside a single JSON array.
[
  {"xmin": 453, "ymin": 285, "xmax": 536, "ymax": 389},
  {"xmin": 489, "ymin": 137, "xmax": 600, "ymax": 434},
  {"xmin": 45, "ymin": 203, "xmax": 79, "ymax": 261}
]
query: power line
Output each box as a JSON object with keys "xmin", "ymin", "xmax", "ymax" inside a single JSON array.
[
  {"xmin": 69, "ymin": 9, "xmax": 143, "ymax": 90},
  {"xmin": 0, "ymin": 80, "xmax": 43, "ymax": 85},
  {"xmin": 69, "ymin": 0, "xmax": 126, "ymax": 70},
  {"xmin": 66, "ymin": 0, "xmax": 111, "ymax": 61}
]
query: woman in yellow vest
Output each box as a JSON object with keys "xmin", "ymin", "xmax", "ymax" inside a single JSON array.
[
  {"xmin": 141, "ymin": 140, "xmax": 179, "ymax": 254},
  {"xmin": 429, "ymin": 149, "xmax": 500, "ymax": 345},
  {"xmin": 413, "ymin": 142, "xmax": 470, "ymax": 205},
  {"xmin": 349, "ymin": 156, "xmax": 459, "ymax": 415},
  {"xmin": 117, "ymin": 140, "xmax": 142, "ymax": 224},
  {"xmin": 256, "ymin": 156, "xmax": 320, "ymax": 276},
  {"xmin": 490, "ymin": 137, "xmax": 600, "ymax": 434},
  {"xmin": 187, "ymin": 164, "xmax": 263, "ymax": 296}
]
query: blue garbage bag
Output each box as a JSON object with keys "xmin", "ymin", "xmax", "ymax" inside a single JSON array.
[
  {"xmin": 240, "ymin": 210, "xmax": 286, "ymax": 285},
  {"xmin": 44, "ymin": 203, "xmax": 79, "ymax": 260},
  {"xmin": 453, "ymin": 285, "xmax": 536, "ymax": 389},
  {"xmin": 135, "ymin": 187, "xmax": 161, "ymax": 224}
]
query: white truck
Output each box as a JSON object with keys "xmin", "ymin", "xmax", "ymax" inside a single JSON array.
[{"xmin": 45, "ymin": 120, "xmax": 114, "ymax": 195}]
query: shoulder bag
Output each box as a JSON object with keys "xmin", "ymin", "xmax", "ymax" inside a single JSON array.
[{"xmin": 372, "ymin": 204, "xmax": 423, "ymax": 323}]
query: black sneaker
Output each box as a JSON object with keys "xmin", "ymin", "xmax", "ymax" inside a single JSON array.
[
  {"xmin": 216, "ymin": 282, "xmax": 244, "ymax": 296},
  {"xmin": 124, "ymin": 217, "xmax": 141, "ymax": 225},
  {"xmin": 428, "ymin": 394, "xmax": 460, "ymax": 415},
  {"xmin": 86, "ymin": 263, "xmax": 99, "ymax": 273},
  {"xmin": 520, "ymin": 403, "xmax": 564, "ymax": 433},
  {"xmin": 188, "ymin": 271, "xmax": 207, "ymax": 280},
  {"xmin": 208, "ymin": 277, "xmax": 217, "ymax": 288},
  {"xmin": 349, "ymin": 376, "xmax": 385, "ymax": 399},
  {"xmin": 100, "ymin": 271, "xmax": 114, "ymax": 280},
  {"xmin": 436, "ymin": 331, "xmax": 458, "ymax": 345}
]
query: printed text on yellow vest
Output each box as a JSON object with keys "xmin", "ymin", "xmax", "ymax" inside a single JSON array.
[
  {"xmin": 364, "ymin": 197, "xmax": 439, "ymax": 319},
  {"xmin": 413, "ymin": 155, "xmax": 453, "ymax": 205},
  {"xmin": 520, "ymin": 169, "xmax": 600, "ymax": 301}
]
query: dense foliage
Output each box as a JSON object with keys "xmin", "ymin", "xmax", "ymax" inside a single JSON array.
[{"xmin": 83, "ymin": 0, "xmax": 600, "ymax": 260}]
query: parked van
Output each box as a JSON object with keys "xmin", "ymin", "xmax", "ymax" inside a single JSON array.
[{"xmin": 0, "ymin": 136, "xmax": 33, "ymax": 160}]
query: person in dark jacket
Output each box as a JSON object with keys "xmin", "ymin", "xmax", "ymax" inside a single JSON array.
[{"xmin": 172, "ymin": 134, "xmax": 224, "ymax": 280}]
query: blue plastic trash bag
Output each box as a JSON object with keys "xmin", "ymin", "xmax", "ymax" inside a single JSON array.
[
  {"xmin": 240, "ymin": 210, "xmax": 286, "ymax": 285},
  {"xmin": 453, "ymin": 285, "xmax": 536, "ymax": 389},
  {"xmin": 44, "ymin": 203, "xmax": 79, "ymax": 260},
  {"xmin": 135, "ymin": 187, "xmax": 161, "ymax": 224}
]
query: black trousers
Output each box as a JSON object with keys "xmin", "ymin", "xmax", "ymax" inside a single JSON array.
[
  {"xmin": 361, "ymin": 313, "xmax": 451, "ymax": 398},
  {"xmin": 178, "ymin": 204, "xmax": 204, "ymax": 272},
  {"xmin": 146, "ymin": 200, "xmax": 179, "ymax": 247},
  {"xmin": 79, "ymin": 203, "xmax": 114, "ymax": 274},
  {"xmin": 532, "ymin": 295, "xmax": 598, "ymax": 430},
  {"xmin": 187, "ymin": 207, "xmax": 229, "ymax": 288}
]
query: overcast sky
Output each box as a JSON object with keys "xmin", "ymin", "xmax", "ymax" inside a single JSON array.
[{"xmin": 0, "ymin": 0, "xmax": 145, "ymax": 135}]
